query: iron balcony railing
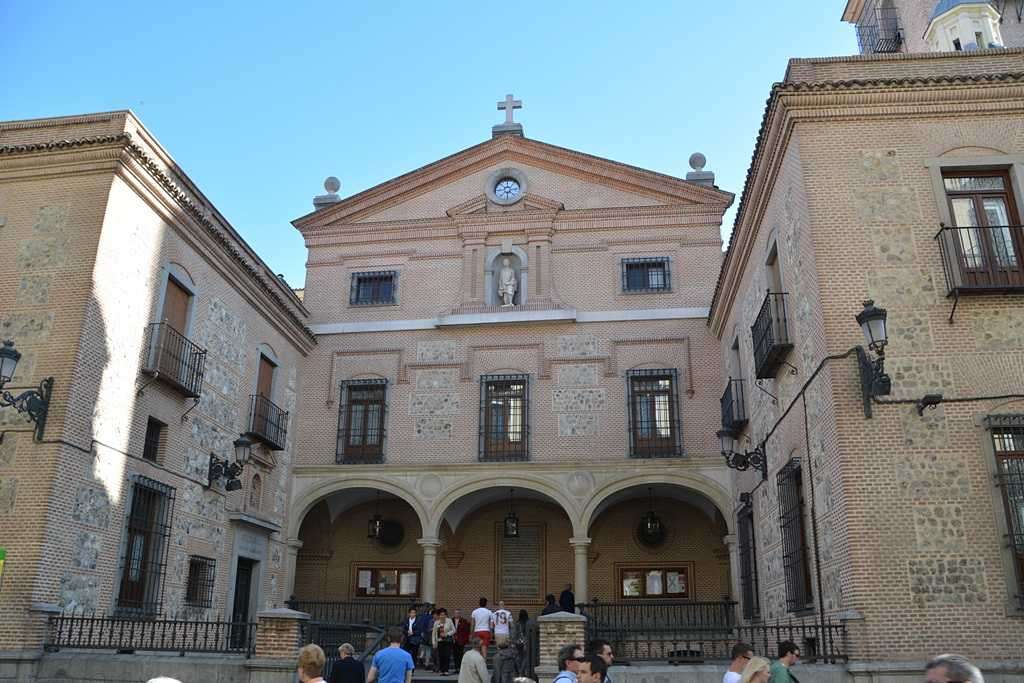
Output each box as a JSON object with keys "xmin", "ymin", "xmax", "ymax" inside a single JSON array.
[
  {"xmin": 142, "ymin": 322, "xmax": 206, "ymax": 398},
  {"xmin": 720, "ymin": 378, "xmax": 748, "ymax": 435},
  {"xmin": 248, "ymin": 394, "xmax": 288, "ymax": 450},
  {"xmin": 45, "ymin": 611, "xmax": 256, "ymax": 656},
  {"xmin": 935, "ymin": 224, "xmax": 1024, "ymax": 296},
  {"xmin": 854, "ymin": 0, "xmax": 903, "ymax": 54},
  {"xmin": 751, "ymin": 291, "xmax": 793, "ymax": 379}
]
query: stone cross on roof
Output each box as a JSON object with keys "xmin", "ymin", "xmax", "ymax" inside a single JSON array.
[
  {"xmin": 493, "ymin": 94, "xmax": 524, "ymax": 138},
  {"xmin": 497, "ymin": 94, "xmax": 522, "ymax": 124}
]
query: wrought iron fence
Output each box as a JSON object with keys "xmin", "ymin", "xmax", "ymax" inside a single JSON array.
[
  {"xmin": 249, "ymin": 393, "xmax": 288, "ymax": 450},
  {"xmin": 580, "ymin": 602, "xmax": 846, "ymax": 663},
  {"xmin": 143, "ymin": 322, "xmax": 206, "ymax": 397},
  {"xmin": 935, "ymin": 224, "xmax": 1024, "ymax": 296},
  {"xmin": 720, "ymin": 378, "xmax": 748, "ymax": 435},
  {"xmin": 286, "ymin": 599, "xmax": 426, "ymax": 628},
  {"xmin": 751, "ymin": 291, "xmax": 792, "ymax": 379},
  {"xmin": 45, "ymin": 611, "xmax": 257, "ymax": 656}
]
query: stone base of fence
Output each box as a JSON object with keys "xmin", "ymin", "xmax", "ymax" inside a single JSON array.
[
  {"xmin": 535, "ymin": 611, "xmax": 587, "ymax": 683},
  {"xmin": 32, "ymin": 651, "xmax": 248, "ymax": 683},
  {"xmin": 253, "ymin": 607, "xmax": 309, "ymax": 660},
  {"xmin": 0, "ymin": 649, "xmax": 42, "ymax": 683},
  {"xmin": 246, "ymin": 656, "xmax": 303, "ymax": 683}
]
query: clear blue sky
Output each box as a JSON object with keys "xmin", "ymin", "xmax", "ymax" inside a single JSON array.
[{"xmin": 4, "ymin": 2, "xmax": 857, "ymax": 288}]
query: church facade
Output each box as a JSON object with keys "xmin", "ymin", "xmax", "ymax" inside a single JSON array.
[{"xmin": 288, "ymin": 126, "xmax": 738, "ymax": 614}]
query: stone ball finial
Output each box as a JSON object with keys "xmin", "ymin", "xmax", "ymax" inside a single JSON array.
[
  {"xmin": 324, "ymin": 176, "xmax": 341, "ymax": 193},
  {"xmin": 689, "ymin": 153, "xmax": 707, "ymax": 172}
]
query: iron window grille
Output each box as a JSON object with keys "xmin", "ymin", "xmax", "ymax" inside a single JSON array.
[
  {"xmin": 142, "ymin": 417, "xmax": 165, "ymax": 463},
  {"xmin": 184, "ymin": 556, "xmax": 216, "ymax": 609},
  {"xmin": 627, "ymin": 369, "xmax": 683, "ymax": 458},
  {"xmin": 777, "ymin": 458, "xmax": 813, "ymax": 613},
  {"xmin": 337, "ymin": 379, "xmax": 388, "ymax": 464},
  {"xmin": 987, "ymin": 414, "xmax": 1024, "ymax": 610},
  {"xmin": 738, "ymin": 497, "xmax": 761, "ymax": 621},
  {"xmin": 116, "ymin": 476, "xmax": 176, "ymax": 617},
  {"xmin": 479, "ymin": 374, "xmax": 529, "ymax": 462},
  {"xmin": 622, "ymin": 257, "xmax": 671, "ymax": 293},
  {"xmin": 349, "ymin": 271, "xmax": 397, "ymax": 306}
]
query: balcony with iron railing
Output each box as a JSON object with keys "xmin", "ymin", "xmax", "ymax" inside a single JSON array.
[
  {"xmin": 751, "ymin": 292, "xmax": 793, "ymax": 379},
  {"xmin": 720, "ymin": 378, "xmax": 748, "ymax": 436},
  {"xmin": 248, "ymin": 394, "xmax": 288, "ymax": 451},
  {"xmin": 936, "ymin": 224, "xmax": 1024, "ymax": 296},
  {"xmin": 854, "ymin": 0, "xmax": 903, "ymax": 54},
  {"xmin": 142, "ymin": 322, "xmax": 207, "ymax": 398}
]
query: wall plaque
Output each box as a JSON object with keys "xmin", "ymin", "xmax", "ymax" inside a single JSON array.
[{"xmin": 496, "ymin": 523, "xmax": 544, "ymax": 601}]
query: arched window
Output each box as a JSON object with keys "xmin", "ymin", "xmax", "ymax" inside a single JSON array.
[{"xmin": 249, "ymin": 474, "xmax": 262, "ymax": 511}]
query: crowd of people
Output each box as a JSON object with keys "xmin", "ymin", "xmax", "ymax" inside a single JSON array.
[{"xmin": 289, "ymin": 606, "xmax": 988, "ymax": 683}]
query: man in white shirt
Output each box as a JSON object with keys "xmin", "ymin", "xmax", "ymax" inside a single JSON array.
[
  {"xmin": 491, "ymin": 600, "xmax": 513, "ymax": 647},
  {"xmin": 724, "ymin": 642, "xmax": 753, "ymax": 683},
  {"xmin": 470, "ymin": 597, "xmax": 494, "ymax": 655}
]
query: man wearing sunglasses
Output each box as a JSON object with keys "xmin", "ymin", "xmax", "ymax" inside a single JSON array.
[
  {"xmin": 552, "ymin": 644, "xmax": 584, "ymax": 683},
  {"xmin": 925, "ymin": 654, "xmax": 983, "ymax": 683},
  {"xmin": 724, "ymin": 642, "xmax": 754, "ymax": 683},
  {"xmin": 768, "ymin": 641, "xmax": 799, "ymax": 683}
]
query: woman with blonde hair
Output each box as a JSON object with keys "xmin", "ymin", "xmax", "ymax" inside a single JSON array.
[{"xmin": 740, "ymin": 656, "xmax": 771, "ymax": 683}]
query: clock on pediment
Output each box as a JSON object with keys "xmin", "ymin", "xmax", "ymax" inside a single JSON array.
[{"xmin": 486, "ymin": 167, "xmax": 528, "ymax": 206}]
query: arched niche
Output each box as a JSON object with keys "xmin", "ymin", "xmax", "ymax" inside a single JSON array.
[{"xmin": 484, "ymin": 246, "xmax": 529, "ymax": 306}]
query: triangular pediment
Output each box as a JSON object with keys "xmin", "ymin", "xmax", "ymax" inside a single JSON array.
[
  {"xmin": 445, "ymin": 192, "xmax": 565, "ymax": 217},
  {"xmin": 293, "ymin": 135, "xmax": 733, "ymax": 230}
]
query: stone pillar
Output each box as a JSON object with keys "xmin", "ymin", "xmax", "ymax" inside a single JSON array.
[
  {"xmin": 570, "ymin": 537, "xmax": 590, "ymax": 605},
  {"xmin": 253, "ymin": 607, "xmax": 309, "ymax": 660},
  {"xmin": 535, "ymin": 611, "xmax": 587, "ymax": 683},
  {"xmin": 723, "ymin": 533, "xmax": 740, "ymax": 610},
  {"xmin": 284, "ymin": 538, "xmax": 303, "ymax": 601},
  {"xmin": 419, "ymin": 537, "xmax": 441, "ymax": 605}
]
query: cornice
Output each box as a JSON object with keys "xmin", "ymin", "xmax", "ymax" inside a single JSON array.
[
  {"xmin": 0, "ymin": 131, "xmax": 317, "ymax": 347},
  {"xmin": 708, "ymin": 70, "xmax": 1024, "ymax": 335}
]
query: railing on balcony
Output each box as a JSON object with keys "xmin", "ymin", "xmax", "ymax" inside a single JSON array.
[
  {"xmin": 720, "ymin": 378, "xmax": 748, "ymax": 435},
  {"xmin": 751, "ymin": 292, "xmax": 793, "ymax": 379},
  {"xmin": 142, "ymin": 322, "xmax": 206, "ymax": 398},
  {"xmin": 936, "ymin": 224, "xmax": 1024, "ymax": 296},
  {"xmin": 854, "ymin": 0, "xmax": 903, "ymax": 54},
  {"xmin": 248, "ymin": 394, "xmax": 288, "ymax": 450},
  {"xmin": 45, "ymin": 611, "xmax": 256, "ymax": 656}
]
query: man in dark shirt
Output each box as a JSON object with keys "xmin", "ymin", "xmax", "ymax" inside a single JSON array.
[
  {"xmin": 329, "ymin": 643, "xmax": 366, "ymax": 683},
  {"xmin": 559, "ymin": 583, "xmax": 576, "ymax": 613}
]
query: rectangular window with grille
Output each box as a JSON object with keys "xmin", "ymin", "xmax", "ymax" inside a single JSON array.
[
  {"xmin": 627, "ymin": 369, "xmax": 682, "ymax": 458},
  {"xmin": 350, "ymin": 271, "xmax": 397, "ymax": 305},
  {"xmin": 116, "ymin": 476, "xmax": 175, "ymax": 616},
  {"xmin": 142, "ymin": 417, "xmax": 165, "ymax": 463},
  {"xmin": 738, "ymin": 497, "xmax": 760, "ymax": 620},
  {"xmin": 622, "ymin": 257, "xmax": 671, "ymax": 293},
  {"xmin": 989, "ymin": 415, "xmax": 1024, "ymax": 610},
  {"xmin": 479, "ymin": 374, "xmax": 529, "ymax": 461},
  {"xmin": 185, "ymin": 556, "xmax": 216, "ymax": 608},
  {"xmin": 777, "ymin": 459, "xmax": 813, "ymax": 613},
  {"xmin": 337, "ymin": 379, "xmax": 388, "ymax": 464}
]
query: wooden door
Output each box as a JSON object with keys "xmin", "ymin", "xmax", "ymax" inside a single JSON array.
[
  {"xmin": 256, "ymin": 356, "xmax": 274, "ymax": 398},
  {"xmin": 161, "ymin": 278, "xmax": 191, "ymax": 333}
]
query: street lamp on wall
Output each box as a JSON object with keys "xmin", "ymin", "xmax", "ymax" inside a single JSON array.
[
  {"xmin": 0, "ymin": 339, "xmax": 54, "ymax": 443},
  {"xmin": 207, "ymin": 434, "xmax": 253, "ymax": 490},
  {"xmin": 855, "ymin": 300, "xmax": 892, "ymax": 417},
  {"xmin": 717, "ymin": 430, "xmax": 768, "ymax": 480}
]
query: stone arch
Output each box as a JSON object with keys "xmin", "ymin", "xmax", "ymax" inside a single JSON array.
[
  {"xmin": 288, "ymin": 476, "xmax": 430, "ymax": 541},
  {"xmin": 581, "ymin": 471, "xmax": 734, "ymax": 537},
  {"xmin": 426, "ymin": 474, "xmax": 583, "ymax": 538}
]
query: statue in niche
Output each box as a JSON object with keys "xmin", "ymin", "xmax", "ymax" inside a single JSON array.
[{"xmin": 498, "ymin": 257, "xmax": 518, "ymax": 307}]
